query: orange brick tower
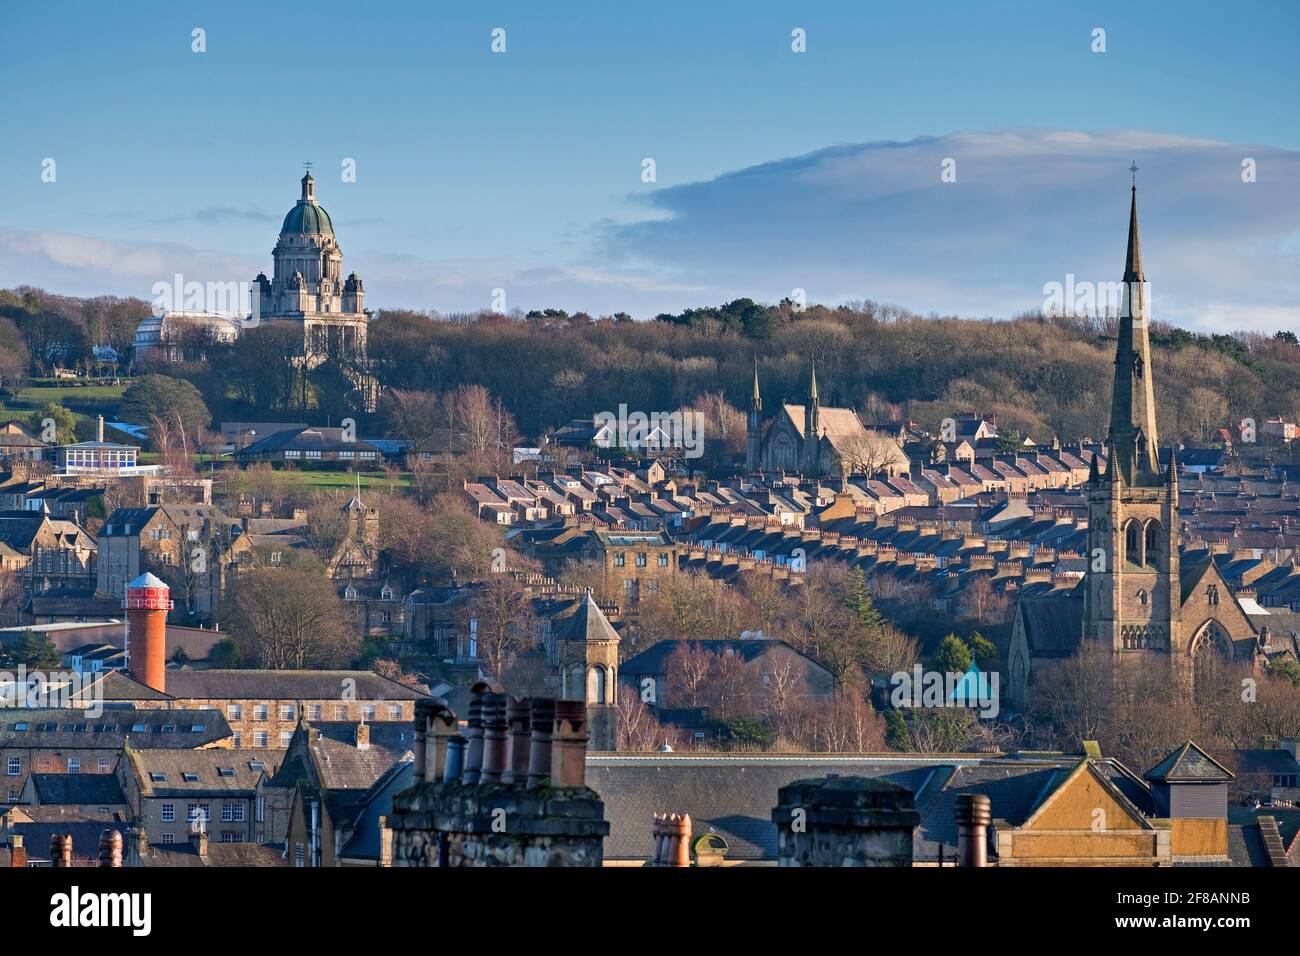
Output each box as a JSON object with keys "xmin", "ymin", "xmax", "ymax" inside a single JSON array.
[{"xmin": 124, "ymin": 571, "xmax": 172, "ymax": 692}]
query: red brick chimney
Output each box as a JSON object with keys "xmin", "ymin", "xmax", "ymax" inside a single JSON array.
[{"xmin": 9, "ymin": 834, "xmax": 26, "ymax": 868}]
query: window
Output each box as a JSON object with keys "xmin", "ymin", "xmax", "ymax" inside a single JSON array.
[
  {"xmin": 218, "ymin": 767, "xmax": 235, "ymax": 778},
  {"xmin": 636, "ymin": 552, "xmax": 647, "ymax": 567},
  {"xmin": 222, "ymin": 804, "xmax": 235, "ymax": 822},
  {"xmin": 658, "ymin": 553, "xmax": 669, "ymax": 567},
  {"xmin": 280, "ymin": 731, "xmax": 293, "ymax": 746},
  {"xmin": 308, "ymin": 705, "xmax": 322, "ymax": 720},
  {"xmin": 187, "ymin": 804, "xmax": 210, "ymax": 822},
  {"xmin": 362, "ymin": 704, "xmax": 376, "ymax": 720},
  {"xmin": 149, "ymin": 772, "xmax": 167, "ymax": 783},
  {"xmin": 232, "ymin": 732, "xmax": 242, "ymax": 749},
  {"xmin": 247, "ymin": 761, "xmax": 265, "ymax": 773},
  {"xmin": 227, "ymin": 704, "xmax": 242, "ymax": 720},
  {"xmin": 6, "ymin": 757, "xmax": 19, "ymax": 776},
  {"xmin": 254, "ymin": 732, "xmax": 269, "ymax": 748},
  {"xmin": 279, "ymin": 704, "xmax": 295, "ymax": 720},
  {"xmin": 98, "ymin": 756, "xmax": 111, "ymax": 772},
  {"xmin": 161, "ymin": 804, "xmax": 175, "ymax": 822},
  {"xmin": 387, "ymin": 704, "xmax": 402, "ymax": 719},
  {"xmin": 231, "ymin": 804, "xmax": 245, "ymax": 822},
  {"xmin": 182, "ymin": 772, "xmax": 200, "ymax": 783},
  {"xmin": 68, "ymin": 757, "xmax": 80, "ymax": 774},
  {"xmin": 335, "ymin": 706, "xmax": 347, "ymax": 720},
  {"xmin": 613, "ymin": 553, "xmax": 625, "ymax": 567},
  {"xmin": 257, "ymin": 796, "xmax": 265, "ymax": 822},
  {"xmin": 253, "ymin": 704, "xmax": 268, "ymax": 721},
  {"xmin": 161, "ymin": 833, "xmax": 175, "ymax": 844}
]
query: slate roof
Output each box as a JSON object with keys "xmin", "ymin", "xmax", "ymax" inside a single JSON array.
[
  {"xmin": 621, "ymin": 639, "xmax": 811, "ymax": 675},
  {"xmin": 1017, "ymin": 591, "xmax": 1084, "ymax": 657},
  {"xmin": 338, "ymin": 757, "xmax": 415, "ymax": 861},
  {"xmin": 138, "ymin": 840, "xmax": 288, "ymax": 867},
  {"xmin": 127, "ymin": 748, "xmax": 285, "ymax": 797},
  {"xmin": 586, "ymin": 753, "xmax": 1051, "ymax": 862},
  {"xmin": 0, "ymin": 707, "xmax": 230, "ymax": 749},
  {"xmin": 240, "ymin": 426, "xmax": 379, "ymax": 456},
  {"xmin": 160, "ymin": 669, "xmax": 429, "ymax": 701},
  {"xmin": 1145, "ymin": 741, "xmax": 1235, "ymax": 783},
  {"xmin": 27, "ymin": 772, "xmax": 126, "ymax": 805}
]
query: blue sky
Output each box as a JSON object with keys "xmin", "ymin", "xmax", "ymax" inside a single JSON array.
[{"xmin": 1, "ymin": 0, "xmax": 1297, "ymax": 329}]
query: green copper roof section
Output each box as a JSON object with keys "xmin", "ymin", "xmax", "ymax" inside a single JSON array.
[{"xmin": 281, "ymin": 201, "xmax": 334, "ymax": 235}]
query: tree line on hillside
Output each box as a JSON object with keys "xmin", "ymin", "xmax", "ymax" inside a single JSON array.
[{"xmin": 8, "ymin": 286, "xmax": 1300, "ymax": 453}]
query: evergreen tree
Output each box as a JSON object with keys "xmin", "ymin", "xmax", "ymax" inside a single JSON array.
[
  {"xmin": 931, "ymin": 633, "xmax": 973, "ymax": 674},
  {"xmin": 885, "ymin": 709, "xmax": 911, "ymax": 751}
]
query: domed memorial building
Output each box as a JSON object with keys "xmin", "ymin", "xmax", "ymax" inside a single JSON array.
[
  {"xmin": 134, "ymin": 171, "xmax": 371, "ymax": 372},
  {"xmin": 252, "ymin": 170, "xmax": 368, "ymax": 362}
]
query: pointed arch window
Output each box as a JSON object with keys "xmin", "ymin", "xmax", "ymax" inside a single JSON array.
[
  {"xmin": 1144, "ymin": 519, "xmax": 1162, "ymax": 568},
  {"xmin": 1124, "ymin": 520, "xmax": 1141, "ymax": 565}
]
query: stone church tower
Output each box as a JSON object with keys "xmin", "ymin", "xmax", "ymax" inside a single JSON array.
[
  {"xmin": 1080, "ymin": 182, "xmax": 1261, "ymax": 685},
  {"xmin": 1085, "ymin": 183, "xmax": 1182, "ymax": 658}
]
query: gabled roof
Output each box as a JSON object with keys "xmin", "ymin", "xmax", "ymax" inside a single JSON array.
[{"xmin": 1144, "ymin": 741, "xmax": 1235, "ymax": 783}]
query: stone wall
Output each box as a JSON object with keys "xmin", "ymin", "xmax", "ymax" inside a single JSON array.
[{"xmin": 771, "ymin": 776, "xmax": 919, "ymax": 867}]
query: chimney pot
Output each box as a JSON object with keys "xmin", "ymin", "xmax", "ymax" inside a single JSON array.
[
  {"xmin": 98, "ymin": 829, "xmax": 123, "ymax": 867},
  {"xmin": 442, "ymin": 735, "xmax": 466, "ymax": 783},
  {"xmin": 462, "ymin": 693, "xmax": 485, "ymax": 785},
  {"xmin": 479, "ymin": 693, "xmax": 508, "ymax": 783},
  {"xmin": 954, "ymin": 793, "xmax": 992, "ymax": 867},
  {"xmin": 526, "ymin": 698, "xmax": 556, "ymax": 788},
  {"xmin": 503, "ymin": 696, "xmax": 532, "ymax": 784}
]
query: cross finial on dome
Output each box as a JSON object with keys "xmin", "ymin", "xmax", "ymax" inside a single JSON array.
[{"xmin": 301, "ymin": 163, "xmax": 315, "ymax": 201}]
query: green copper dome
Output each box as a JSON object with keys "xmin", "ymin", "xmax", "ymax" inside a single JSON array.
[
  {"xmin": 282, "ymin": 200, "xmax": 334, "ymax": 235},
  {"xmin": 280, "ymin": 172, "xmax": 334, "ymax": 235}
]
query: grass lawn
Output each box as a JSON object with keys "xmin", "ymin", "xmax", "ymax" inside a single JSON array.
[
  {"xmin": 11, "ymin": 381, "xmax": 130, "ymax": 412},
  {"xmin": 275, "ymin": 469, "xmax": 413, "ymax": 491}
]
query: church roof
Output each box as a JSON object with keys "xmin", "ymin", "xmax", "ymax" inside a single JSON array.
[
  {"xmin": 1017, "ymin": 591, "xmax": 1084, "ymax": 658},
  {"xmin": 781, "ymin": 404, "xmax": 870, "ymax": 448}
]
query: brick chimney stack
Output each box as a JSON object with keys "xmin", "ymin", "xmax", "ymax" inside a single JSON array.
[
  {"xmin": 9, "ymin": 834, "xmax": 25, "ymax": 868},
  {"xmin": 124, "ymin": 572, "xmax": 172, "ymax": 693},
  {"xmin": 355, "ymin": 720, "xmax": 370, "ymax": 751},
  {"xmin": 955, "ymin": 793, "xmax": 991, "ymax": 867}
]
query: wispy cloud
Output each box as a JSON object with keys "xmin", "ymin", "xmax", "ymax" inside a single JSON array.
[
  {"xmin": 600, "ymin": 129, "xmax": 1300, "ymax": 330},
  {"xmin": 4, "ymin": 129, "xmax": 1298, "ymax": 328}
]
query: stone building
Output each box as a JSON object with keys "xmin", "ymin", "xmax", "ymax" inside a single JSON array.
[
  {"xmin": 1009, "ymin": 184, "xmax": 1261, "ymax": 709},
  {"xmin": 253, "ymin": 171, "xmax": 369, "ymax": 363},
  {"xmin": 747, "ymin": 364, "xmax": 907, "ymax": 478},
  {"xmin": 545, "ymin": 594, "xmax": 619, "ymax": 750}
]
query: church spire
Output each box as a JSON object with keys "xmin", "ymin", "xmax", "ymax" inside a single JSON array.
[
  {"xmin": 809, "ymin": 361, "xmax": 819, "ymax": 403},
  {"xmin": 1107, "ymin": 170, "xmax": 1160, "ymax": 483},
  {"xmin": 751, "ymin": 357, "xmax": 762, "ymax": 413}
]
